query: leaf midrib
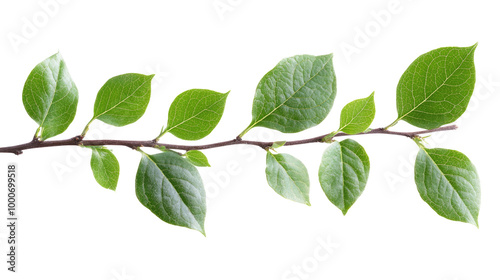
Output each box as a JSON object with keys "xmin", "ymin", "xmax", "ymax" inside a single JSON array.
[
  {"xmin": 248, "ymin": 57, "xmax": 331, "ymax": 132},
  {"xmin": 421, "ymin": 148, "xmax": 476, "ymax": 225},
  {"xmin": 166, "ymin": 93, "xmax": 227, "ymax": 134},
  {"xmin": 92, "ymin": 148, "xmax": 115, "ymax": 188},
  {"xmin": 339, "ymin": 95, "xmax": 372, "ymax": 132},
  {"xmin": 270, "ymin": 153, "xmax": 308, "ymax": 201},
  {"xmin": 142, "ymin": 153, "xmax": 202, "ymax": 230},
  {"xmin": 94, "ymin": 77, "xmax": 149, "ymax": 120},
  {"xmin": 338, "ymin": 143, "xmax": 347, "ymax": 211},
  {"xmin": 39, "ymin": 59, "xmax": 65, "ymax": 128},
  {"xmin": 397, "ymin": 47, "xmax": 475, "ymax": 122}
]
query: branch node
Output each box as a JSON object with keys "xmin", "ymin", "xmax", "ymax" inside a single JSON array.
[
  {"xmin": 369, "ymin": 128, "xmax": 385, "ymax": 134},
  {"xmin": 259, "ymin": 143, "xmax": 270, "ymax": 150},
  {"xmin": 321, "ymin": 135, "xmax": 335, "ymax": 143},
  {"xmin": 14, "ymin": 150, "xmax": 23, "ymax": 155},
  {"xmin": 73, "ymin": 135, "xmax": 83, "ymax": 143}
]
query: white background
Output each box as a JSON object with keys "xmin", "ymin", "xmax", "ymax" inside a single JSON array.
[{"xmin": 1, "ymin": 1, "xmax": 499, "ymax": 279}]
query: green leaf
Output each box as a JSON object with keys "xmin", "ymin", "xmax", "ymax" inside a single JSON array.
[
  {"xmin": 154, "ymin": 145, "xmax": 168, "ymax": 152},
  {"xmin": 241, "ymin": 54, "xmax": 336, "ymax": 136},
  {"xmin": 22, "ymin": 53, "xmax": 78, "ymax": 140},
  {"xmin": 338, "ymin": 92, "xmax": 375, "ymax": 134},
  {"xmin": 93, "ymin": 73, "xmax": 154, "ymax": 127},
  {"xmin": 271, "ymin": 141, "xmax": 286, "ymax": 150},
  {"xmin": 414, "ymin": 147, "xmax": 480, "ymax": 227},
  {"xmin": 185, "ymin": 150, "xmax": 211, "ymax": 167},
  {"xmin": 136, "ymin": 151, "xmax": 206, "ymax": 234},
  {"xmin": 265, "ymin": 152, "xmax": 310, "ymax": 205},
  {"xmin": 161, "ymin": 89, "xmax": 229, "ymax": 141},
  {"xmin": 394, "ymin": 44, "xmax": 477, "ymax": 129},
  {"xmin": 319, "ymin": 139, "xmax": 370, "ymax": 215},
  {"xmin": 89, "ymin": 147, "xmax": 120, "ymax": 191}
]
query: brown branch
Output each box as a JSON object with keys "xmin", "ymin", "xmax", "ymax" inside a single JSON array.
[{"xmin": 0, "ymin": 125, "xmax": 458, "ymax": 155}]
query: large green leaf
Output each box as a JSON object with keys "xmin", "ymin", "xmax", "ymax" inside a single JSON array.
[
  {"xmin": 136, "ymin": 150, "xmax": 206, "ymax": 234},
  {"xmin": 265, "ymin": 152, "xmax": 310, "ymax": 205},
  {"xmin": 161, "ymin": 89, "xmax": 229, "ymax": 141},
  {"xmin": 319, "ymin": 139, "xmax": 370, "ymax": 215},
  {"xmin": 22, "ymin": 53, "xmax": 78, "ymax": 140},
  {"xmin": 414, "ymin": 147, "xmax": 480, "ymax": 226},
  {"xmin": 89, "ymin": 146, "xmax": 120, "ymax": 191},
  {"xmin": 93, "ymin": 73, "xmax": 154, "ymax": 127},
  {"xmin": 394, "ymin": 44, "xmax": 477, "ymax": 129},
  {"xmin": 240, "ymin": 54, "xmax": 336, "ymax": 136},
  {"xmin": 339, "ymin": 92, "xmax": 375, "ymax": 134}
]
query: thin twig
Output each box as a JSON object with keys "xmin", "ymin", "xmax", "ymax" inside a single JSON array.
[{"xmin": 0, "ymin": 125, "xmax": 458, "ymax": 155}]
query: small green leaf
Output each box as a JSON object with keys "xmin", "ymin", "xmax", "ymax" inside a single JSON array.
[
  {"xmin": 154, "ymin": 145, "xmax": 168, "ymax": 152},
  {"xmin": 185, "ymin": 150, "xmax": 210, "ymax": 167},
  {"xmin": 339, "ymin": 92, "xmax": 375, "ymax": 134},
  {"xmin": 415, "ymin": 147, "xmax": 480, "ymax": 227},
  {"xmin": 136, "ymin": 151, "xmax": 206, "ymax": 234},
  {"xmin": 89, "ymin": 147, "xmax": 120, "ymax": 191},
  {"xmin": 241, "ymin": 54, "xmax": 336, "ymax": 136},
  {"xmin": 160, "ymin": 89, "xmax": 229, "ymax": 141},
  {"xmin": 93, "ymin": 73, "xmax": 154, "ymax": 127},
  {"xmin": 394, "ymin": 44, "xmax": 477, "ymax": 129},
  {"xmin": 22, "ymin": 53, "xmax": 78, "ymax": 140},
  {"xmin": 319, "ymin": 139, "xmax": 370, "ymax": 215},
  {"xmin": 265, "ymin": 152, "xmax": 310, "ymax": 205},
  {"xmin": 271, "ymin": 141, "xmax": 286, "ymax": 150}
]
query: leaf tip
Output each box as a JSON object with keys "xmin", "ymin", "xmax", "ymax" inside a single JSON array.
[
  {"xmin": 368, "ymin": 92, "xmax": 375, "ymax": 103},
  {"xmin": 464, "ymin": 42, "xmax": 478, "ymax": 54},
  {"xmin": 108, "ymin": 181, "xmax": 118, "ymax": 191},
  {"xmin": 471, "ymin": 217, "xmax": 479, "ymax": 228}
]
